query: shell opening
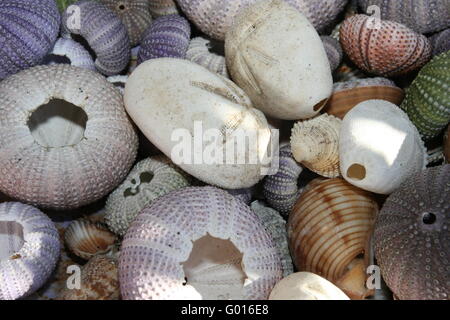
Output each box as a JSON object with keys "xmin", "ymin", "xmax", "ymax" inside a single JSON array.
[
  {"xmin": 313, "ymin": 98, "xmax": 329, "ymax": 112},
  {"xmin": 207, "ymin": 39, "xmax": 226, "ymax": 56},
  {"xmin": 28, "ymin": 99, "xmax": 88, "ymax": 148},
  {"xmin": 118, "ymin": 4, "xmax": 126, "ymax": 11},
  {"xmin": 422, "ymin": 212, "xmax": 436, "ymax": 225},
  {"xmin": 181, "ymin": 233, "xmax": 247, "ymax": 300},
  {"xmin": 71, "ymin": 34, "xmax": 97, "ymax": 60},
  {"xmin": 41, "ymin": 54, "xmax": 72, "ymax": 65},
  {"xmin": 123, "ymin": 171, "xmax": 154, "ymax": 197},
  {"xmin": 0, "ymin": 221, "xmax": 24, "ymax": 260},
  {"xmin": 347, "ymin": 164, "xmax": 366, "ymax": 180}
]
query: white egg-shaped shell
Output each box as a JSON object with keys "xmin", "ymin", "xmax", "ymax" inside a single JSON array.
[
  {"xmin": 124, "ymin": 58, "xmax": 275, "ymax": 189},
  {"xmin": 340, "ymin": 100, "xmax": 427, "ymax": 194},
  {"xmin": 269, "ymin": 272, "xmax": 350, "ymax": 300},
  {"xmin": 225, "ymin": 0, "xmax": 333, "ymax": 120}
]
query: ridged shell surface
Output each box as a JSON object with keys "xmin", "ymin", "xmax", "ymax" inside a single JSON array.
[
  {"xmin": 186, "ymin": 37, "xmax": 229, "ymax": 78},
  {"xmin": 225, "ymin": 0, "xmax": 333, "ymax": 120},
  {"xmin": 148, "ymin": 0, "xmax": 179, "ymax": 17},
  {"xmin": 291, "ymin": 114, "xmax": 341, "ymax": 178},
  {"xmin": 43, "ymin": 38, "xmax": 96, "ymax": 70},
  {"xmin": 401, "ymin": 51, "xmax": 450, "ymax": 140},
  {"xmin": 105, "ymin": 156, "xmax": 192, "ymax": 236},
  {"xmin": 124, "ymin": 58, "xmax": 274, "ymax": 189},
  {"xmin": 287, "ymin": 178, "xmax": 378, "ymax": 295},
  {"xmin": 324, "ymin": 77, "xmax": 404, "ymax": 119},
  {"xmin": 138, "ymin": 14, "xmax": 191, "ymax": 63},
  {"xmin": 251, "ymin": 201, "xmax": 294, "ymax": 277},
  {"xmin": 64, "ymin": 219, "xmax": 117, "ymax": 260},
  {"xmin": 429, "ymin": 29, "xmax": 450, "ymax": 57},
  {"xmin": 340, "ymin": 100, "xmax": 427, "ymax": 195},
  {"xmin": 340, "ymin": 14, "xmax": 432, "ymax": 77},
  {"xmin": 61, "ymin": 0, "xmax": 131, "ymax": 76},
  {"xmin": 358, "ymin": 0, "xmax": 450, "ymax": 35},
  {"xmin": 0, "ymin": 64, "xmax": 138, "ymax": 210},
  {"xmin": 263, "ymin": 144, "xmax": 303, "ymax": 216},
  {"xmin": 119, "ymin": 186, "xmax": 283, "ymax": 300},
  {"xmin": 58, "ymin": 255, "xmax": 120, "ymax": 300},
  {"xmin": 269, "ymin": 272, "xmax": 350, "ymax": 300},
  {"xmin": 100, "ymin": 0, "xmax": 153, "ymax": 47},
  {"xmin": 374, "ymin": 165, "xmax": 450, "ymax": 300},
  {"xmin": 0, "ymin": 0, "xmax": 60, "ymax": 80},
  {"xmin": 177, "ymin": 0, "xmax": 348, "ymax": 41},
  {"xmin": 321, "ymin": 36, "xmax": 343, "ymax": 71},
  {"xmin": 0, "ymin": 202, "xmax": 60, "ymax": 300}
]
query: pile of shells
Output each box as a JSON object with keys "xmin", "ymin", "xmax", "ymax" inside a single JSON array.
[{"xmin": 0, "ymin": 0, "xmax": 448, "ymax": 302}]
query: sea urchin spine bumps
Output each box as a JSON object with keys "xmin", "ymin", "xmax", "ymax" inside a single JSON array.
[
  {"xmin": 0, "ymin": 0, "xmax": 60, "ymax": 80},
  {"xmin": 0, "ymin": 64, "xmax": 138, "ymax": 210}
]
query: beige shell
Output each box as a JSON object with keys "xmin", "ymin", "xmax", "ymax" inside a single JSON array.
[
  {"xmin": 269, "ymin": 272, "xmax": 350, "ymax": 300},
  {"xmin": 287, "ymin": 178, "xmax": 378, "ymax": 299},
  {"xmin": 186, "ymin": 37, "xmax": 229, "ymax": 78},
  {"xmin": 290, "ymin": 114, "xmax": 341, "ymax": 178},
  {"xmin": 64, "ymin": 219, "xmax": 117, "ymax": 260},
  {"xmin": 148, "ymin": 0, "xmax": 179, "ymax": 17},
  {"xmin": 58, "ymin": 255, "xmax": 119, "ymax": 300}
]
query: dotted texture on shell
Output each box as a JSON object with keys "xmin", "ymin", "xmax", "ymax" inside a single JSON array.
[
  {"xmin": 61, "ymin": 0, "xmax": 131, "ymax": 76},
  {"xmin": 0, "ymin": 202, "xmax": 60, "ymax": 300},
  {"xmin": 374, "ymin": 165, "xmax": 450, "ymax": 300},
  {"xmin": 100, "ymin": 0, "xmax": 152, "ymax": 47},
  {"xmin": 119, "ymin": 186, "xmax": 283, "ymax": 300},
  {"xmin": 148, "ymin": 0, "xmax": 179, "ymax": 17},
  {"xmin": 339, "ymin": 14, "xmax": 432, "ymax": 77},
  {"xmin": 0, "ymin": 0, "xmax": 60, "ymax": 80},
  {"xmin": 138, "ymin": 14, "xmax": 191, "ymax": 63},
  {"xmin": 0, "ymin": 64, "xmax": 138, "ymax": 210},
  {"xmin": 43, "ymin": 38, "xmax": 96, "ymax": 70},
  {"xmin": 358, "ymin": 0, "xmax": 450, "ymax": 35},
  {"xmin": 401, "ymin": 51, "xmax": 450, "ymax": 140}
]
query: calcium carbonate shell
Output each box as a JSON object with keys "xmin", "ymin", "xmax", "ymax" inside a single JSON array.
[
  {"xmin": 124, "ymin": 58, "xmax": 274, "ymax": 189},
  {"xmin": 225, "ymin": 0, "xmax": 333, "ymax": 120},
  {"xmin": 119, "ymin": 186, "xmax": 283, "ymax": 300},
  {"xmin": 340, "ymin": 100, "xmax": 427, "ymax": 195}
]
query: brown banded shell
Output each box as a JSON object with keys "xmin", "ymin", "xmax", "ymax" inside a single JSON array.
[
  {"xmin": 324, "ymin": 78, "xmax": 405, "ymax": 119},
  {"xmin": 64, "ymin": 219, "xmax": 117, "ymax": 260},
  {"xmin": 287, "ymin": 178, "xmax": 378, "ymax": 299},
  {"xmin": 290, "ymin": 114, "xmax": 341, "ymax": 178}
]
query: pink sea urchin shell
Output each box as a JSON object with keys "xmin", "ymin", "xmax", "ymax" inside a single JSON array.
[
  {"xmin": 0, "ymin": 202, "xmax": 60, "ymax": 300},
  {"xmin": 119, "ymin": 186, "xmax": 283, "ymax": 300}
]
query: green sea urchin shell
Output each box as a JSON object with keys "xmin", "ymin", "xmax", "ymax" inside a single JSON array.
[
  {"xmin": 401, "ymin": 51, "xmax": 450, "ymax": 140},
  {"xmin": 105, "ymin": 155, "xmax": 191, "ymax": 236}
]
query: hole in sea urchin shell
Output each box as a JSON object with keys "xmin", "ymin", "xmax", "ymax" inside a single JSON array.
[
  {"xmin": 28, "ymin": 99, "xmax": 88, "ymax": 149},
  {"xmin": 347, "ymin": 164, "xmax": 366, "ymax": 180},
  {"xmin": 422, "ymin": 212, "xmax": 436, "ymax": 225},
  {"xmin": 181, "ymin": 233, "xmax": 247, "ymax": 300},
  {"xmin": 123, "ymin": 172, "xmax": 154, "ymax": 197},
  {"xmin": 0, "ymin": 221, "xmax": 24, "ymax": 260}
]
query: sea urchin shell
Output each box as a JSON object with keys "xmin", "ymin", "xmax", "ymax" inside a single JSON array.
[{"xmin": 43, "ymin": 37, "xmax": 96, "ymax": 70}]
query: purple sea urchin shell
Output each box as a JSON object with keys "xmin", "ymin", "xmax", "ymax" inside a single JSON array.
[
  {"xmin": 0, "ymin": 64, "xmax": 138, "ymax": 210},
  {"xmin": 119, "ymin": 186, "xmax": 283, "ymax": 300},
  {"xmin": 137, "ymin": 14, "xmax": 191, "ymax": 64},
  {"xmin": 43, "ymin": 38, "xmax": 96, "ymax": 70},
  {"xmin": 374, "ymin": 165, "xmax": 450, "ymax": 300},
  {"xmin": 429, "ymin": 29, "xmax": 450, "ymax": 57},
  {"xmin": 321, "ymin": 36, "xmax": 343, "ymax": 71},
  {"xmin": 358, "ymin": 0, "xmax": 450, "ymax": 35},
  {"xmin": 100, "ymin": 0, "xmax": 153, "ymax": 47},
  {"xmin": 0, "ymin": 202, "xmax": 60, "ymax": 300},
  {"xmin": 263, "ymin": 144, "xmax": 303, "ymax": 217},
  {"xmin": 0, "ymin": 0, "xmax": 60, "ymax": 80},
  {"xmin": 225, "ymin": 188, "xmax": 253, "ymax": 205},
  {"xmin": 61, "ymin": 0, "xmax": 131, "ymax": 76}
]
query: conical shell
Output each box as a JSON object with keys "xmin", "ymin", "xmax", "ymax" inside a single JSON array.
[
  {"xmin": 0, "ymin": 202, "xmax": 60, "ymax": 300},
  {"xmin": 324, "ymin": 78, "xmax": 405, "ymax": 119},
  {"xmin": 340, "ymin": 100, "xmax": 427, "ymax": 195},
  {"xmin": 374, "ymin": 165, "xmax": 450, "ymax": 300},
  {"xmin": 400, "ymin": 51, "xmax": 450, "ymax": 140},
  {"xmin": 119, "ymin": 186, "xmax": 282, "ymax": 300},
  {"xmin": 287, "ymin": 178, "xmax": 378, "ymax": 299},
  {"xmin": 64, "ymin": 219, "xmax": 117, "ymax": 260},
  {"xmin": 291, "ymin": 114, "xmax": 341, "ymax": 178},
  {"xmin": 269, "ymin": 272, "xmax": 350, "ymax": 300},
  {"xmin": 105, "ymin": 155, "xmax": 192, "ymax": 236},
  {"xmin": 186, "ymin": 37, "xmax": 229, "ymax": 78},
  {"xmin": 340, "ymin": 14, "xmax": 432, "ymax": 77}
]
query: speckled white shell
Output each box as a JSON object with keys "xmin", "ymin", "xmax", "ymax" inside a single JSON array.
[
  {"xmin": 0, "ymin": 202, "xmax": 60, "ymax": 300},
  {"xmin": 124, "ymin": 58, "xmax": 275, "ymax": 189},
  {"xmin": 340, "ymin": 100, "xmax": 427, "ymax": 194},
  {"xmin": 269, "ymin": 272, "xmax": 350, "ymax": 300},
  {"xmin": 119, "ymin": 186, "xmax": 283, "ymax": 300},
  {"xmin": 43, "ymin": 37, "xmax": 96, "ymax": 70},
  {"xmin": 225, "ymin": 0, "xmax": 333, "ymax": 120}
]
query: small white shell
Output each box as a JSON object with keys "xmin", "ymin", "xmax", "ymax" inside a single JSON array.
[
  {"xmin": 291, "ymin": 114, "xmax": 341, "ymax": 178},
  {"xmin": 340, "ymin": 100, "xmax": 427, "ymax": 194},
  {"xmin": 186, "ymin": 37, "xmax": 229, "ymax": 78}
]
